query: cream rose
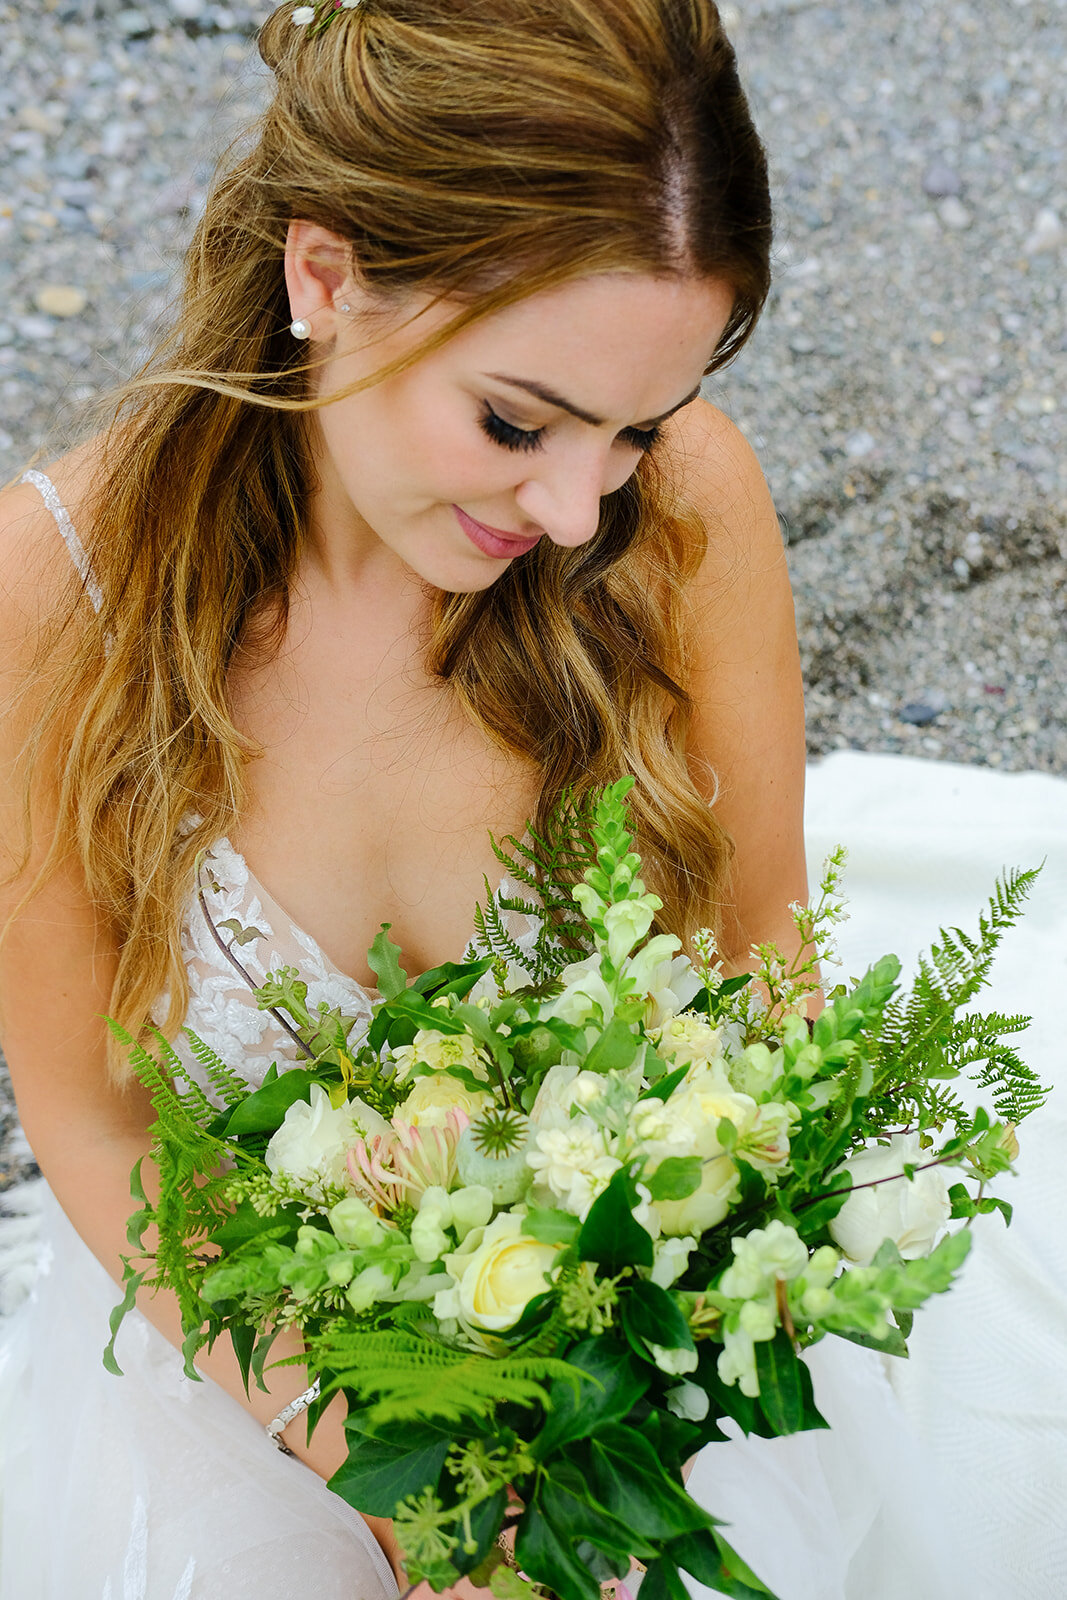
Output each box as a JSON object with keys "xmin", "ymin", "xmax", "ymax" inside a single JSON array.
[
  {"xmin": 391, "ymin": 1027, "xmax": 491, "ymax": 1084},
  {"xmin": 446, "ymin": 1211, "xmax": 562, "ymax": 1331},
  {"xmin": 400, "ymin": 1073, "xmax": 494, "ymax": 1131},
  {"xmin": 828, "ymin": 1133, "xmax": 952, "ymax": 1266}
]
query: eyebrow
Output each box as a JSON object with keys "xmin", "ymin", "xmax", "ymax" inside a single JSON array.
[{"xmin": 483, "ymin": 373, "xmax": 703, "ymax": 430}]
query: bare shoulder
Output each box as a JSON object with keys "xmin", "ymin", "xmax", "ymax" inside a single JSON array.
[
  {"xmin": 0, "ymin": 436, "xmax": 109, "ymax": 659},
  {"xmin": 660, "ymin": 396, "xmax": 785, "ymax": 590}
]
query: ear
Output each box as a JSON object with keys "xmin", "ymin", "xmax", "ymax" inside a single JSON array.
[{"xmin": 284, "ymin": 220, "xmax": 354, "ymax": 337}]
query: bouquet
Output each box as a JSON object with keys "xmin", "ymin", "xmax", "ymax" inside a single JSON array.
[{"xmin": 107, "ymin": 779, "xmax": 1046, "ymax": 1600}]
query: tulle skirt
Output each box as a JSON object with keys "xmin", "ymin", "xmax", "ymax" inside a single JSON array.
[{"xmin": 0, "ymin": 1188, "xmax": 398, "ymax": 1600}]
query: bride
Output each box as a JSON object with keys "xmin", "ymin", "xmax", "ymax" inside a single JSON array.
[{"xmin": 0, "ymin": 1, "xmax": 959, "ymax": 1596}]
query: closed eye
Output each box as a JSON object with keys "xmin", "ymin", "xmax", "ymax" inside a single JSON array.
[{"xmin": 479, "ymin": 404, "xmax": 662, "ymax": 456}]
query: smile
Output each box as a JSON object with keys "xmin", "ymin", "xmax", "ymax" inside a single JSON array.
[{"xmin": 453, "ymin": 505, "xmax": 542, "ymax": 560}]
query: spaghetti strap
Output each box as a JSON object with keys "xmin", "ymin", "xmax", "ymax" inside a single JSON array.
[{"xmin": 19, "ymin": 469, "xmax": 104, "ymax": 614}]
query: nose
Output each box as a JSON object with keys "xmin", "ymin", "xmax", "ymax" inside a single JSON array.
[{"xmin": 513, "ymin": 446, "xmax": 607, "ymax": 549}]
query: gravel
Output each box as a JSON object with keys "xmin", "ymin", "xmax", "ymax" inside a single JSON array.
[{"xmin": 1, "ymin": 0, "xmax": 1064, "ymax": 1185}]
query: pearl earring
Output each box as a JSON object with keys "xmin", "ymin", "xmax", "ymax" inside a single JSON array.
[{"xmin": 290, "ymin": 317, "xmax": 311, "ymax": 340}]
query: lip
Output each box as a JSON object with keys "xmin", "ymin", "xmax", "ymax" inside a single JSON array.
[{"xmin": 453, "ymin": 505, "xmax": 541, "ymax": 560}]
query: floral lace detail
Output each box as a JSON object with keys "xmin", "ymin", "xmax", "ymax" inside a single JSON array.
[{"xmin": 165, "ymin": 838, "xmax": 543, "ymax": 1103}]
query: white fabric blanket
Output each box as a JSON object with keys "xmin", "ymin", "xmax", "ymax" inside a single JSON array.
[{"xmin": 688, "ymin": 752, "xmax": 1066, "ymax": 1600}]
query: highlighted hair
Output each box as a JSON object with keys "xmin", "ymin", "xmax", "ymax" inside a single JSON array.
[{"xmin": 26, "ymin": 0, "xmax": 771, "ymax": 1072}]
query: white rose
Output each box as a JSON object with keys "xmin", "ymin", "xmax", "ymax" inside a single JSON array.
[
  {"xmin": 265, "ymin": 1085, "xmax": 390, "ymax": 1200},
  {"xmin": 828, "ymin": 1133, "xmax": 951, "ymax": 1266},
  {"xmin": 445, "ymin": 1211, "xmax": 562, "ymax": 1331},
  {"xmin": 400, "ymin": 1074, "xmax": 494, "ymax": 1130}
]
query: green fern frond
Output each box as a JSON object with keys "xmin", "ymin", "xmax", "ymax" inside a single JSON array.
[
  {"xmin": 182, "ymin": 1028, "xmax": 255, "ymax": 1107},
  {"xmin": 867, "ymin": 868, "xmax": 1048, "ymax": 1129},
  {"xmin": 307, "ymin": 1328, "xmax": 580, "ymax": 1428}
]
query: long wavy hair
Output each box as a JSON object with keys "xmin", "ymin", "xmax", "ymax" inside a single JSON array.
[{"xmin": 22, "ymin": 0, "xmax": 771, "ymax": 1074}]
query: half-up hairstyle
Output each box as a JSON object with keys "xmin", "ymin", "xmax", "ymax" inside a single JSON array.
[{"xmin": 25, "ymin": 0, "xmax": 771, "ymax": 1073}]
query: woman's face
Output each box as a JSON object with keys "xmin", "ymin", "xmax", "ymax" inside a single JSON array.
[{"xmin": 303, "ymin": 269, "xmax": 735, "ymax": 592}]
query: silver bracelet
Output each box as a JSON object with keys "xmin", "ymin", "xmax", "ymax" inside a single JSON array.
[{"xmin": 265, "ymin": 1378, "xmax": 321, "ymax": 1455}]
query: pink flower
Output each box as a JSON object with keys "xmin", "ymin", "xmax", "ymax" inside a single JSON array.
[{"xmin": 347, "ymin": 1109, "xmax": 469, "ymax": 1213}]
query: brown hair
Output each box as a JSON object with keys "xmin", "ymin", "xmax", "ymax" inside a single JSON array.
[{"xmin": 25, "ymin": 0, "xmax": 771, "ymax": 1070}]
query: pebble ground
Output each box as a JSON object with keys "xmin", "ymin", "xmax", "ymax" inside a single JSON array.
[{"xmin": 1, "ymin": 0, "xmax": 1064, "ymax": 1184}]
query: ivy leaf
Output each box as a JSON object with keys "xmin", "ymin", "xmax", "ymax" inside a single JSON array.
[
  {"xmin": 328, "ymin": 1423, "xmax": 449, "ymax": 1518},
  {"xmin": 217, "ymin": 918, "xmax": 269, "ymax": 947},
  {"xmin": 533, "ymin": 1336, "xmax": 649, "ymax": 1460},
  {"xmin": 579, "ymin": 1169, "xmax": 654, "ymax": 1274},
  {"xmin": 582, "ymin": 1425, "xmax": 712, "ymax": 1540},
  {"xmin": 620, "ymin": 1279, "xmax": 695, "ymax": 1362},
  {"xmin": 515, "ymin": 1485, "xmax": 602, "ymax": 1600},
  {"xmin": 209, "ymin": 1068, "xmax": 320, "ymax": 1138}
]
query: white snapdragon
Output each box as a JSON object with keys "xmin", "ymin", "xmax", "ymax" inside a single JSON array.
[
  {"xmin": 718, "ymin": 1219, "xmax": 810, "ymax": 1300},
  {"xmin": 410, "ymin": 1186, "xmax": 454, "ymax": 1264},
  {"xmin": 329, "ymin": 1195, "xmax": 386, "ymax": 1250},
  {"xmin": 737, "ymin": 1101, "xmax": 796, "ymax": 1175},
  {"xmin": 602, "ymin": 897, "xmax": 657, "ymax": 967},
  {"xmin": 666, "ymin": 1381, "xmax": 710, "ymax": 1421},
  {"xmin": 647, "ymin": 1342, "xmax": 699, "ymax": 1376},
  {"xmin": 651, "ymin": 1234, "xmax": 697, "ymax": 1288},
  {"xmin": 828, "ymin": 1133, "xmax": 952, "ymax": 1266}
]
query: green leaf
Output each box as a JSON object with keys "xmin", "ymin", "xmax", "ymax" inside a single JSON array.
[
  {"xmin": 210, "ymin": 1069, "xmax": 320, "ymax": 1137},
  {"xmin": 582, "ymin": 1425, "xmax": 712, "ymax": 1540},
  {"xmin": 637, "ymin": 1062, "xmax": 690, "ymax": 1104},
  {"xmin": 367, "ymin": 923, "xmax": 409, "ymax": 1000},
  {"xmin": 645, "ymin": 1156, "xmax": 703, "ymax": 1202},
  {"xmin": 754, "ymin": 1330, "xmax": 803, "ymax": 1435},
  {"xmin": 835, "ymin": 1323, "xmax": 910, "ymax": 1359},
  {"xmin": 524, "ymin": 1206, "xmax": 582, "ymax": 1248},
  {"xmin": 538, "ymin": 1467, "xmax": 644, "ymax": 1566},
  {"xmin": 620, "ymin": 1279, "xmax": 695, "ymax": 1362},
  {"xmin": 103, "ymin": 1265, "xmax": 149, "ymax": 1378},
  {"xmin": 412, "ymin": 956, "xmax": 495, "ymax": 1000},
  {"xmin": 328, "ymin": 1424, "xmax": 449, "ymax": 1518},
  {"xmin": 515, "ymin": 1488, "xmax": 602, "ymax": 1600},
  {"xmin": 579, "ymin": 1169, "xmax": 654, "ymax": 1275},
  {"xmin": 533, "ymin": 1336, "xmax": 649, "ymax": 1459},
  {"xmin": 584, "ymin": 1015, "xmax": 640, "ymax": 1074}
]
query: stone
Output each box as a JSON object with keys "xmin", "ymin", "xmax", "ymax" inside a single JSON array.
[
  {"xmin": 1023, "ymin": 208, "xmax": 1065, "ymax": 255},
  {"xmin": 845, "ymin": 429, "xmax": 877, "ymax": 459},
  {"xmin": 921, "ymin": 159, "xmax": 962, "ymax": 199},
  {"xmin": 899, "ymin": 702, "xmax": 941, "ymax": 726},
  {"xmin": 34, "ymin": 285, "xmax": 87, "ymax": 317},
  {"xmin": 938, "ymin": 197, "xmax": 972, "ymax": 231}
]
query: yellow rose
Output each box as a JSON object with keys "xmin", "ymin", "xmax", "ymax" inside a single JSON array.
[
  {"xmin": 401, "ymin": 1074, "xmax": 494, "ymax": 1130},
  {"xmin": 456, "ymin": 1212, "xmax": 562, "ymax": 1331}
]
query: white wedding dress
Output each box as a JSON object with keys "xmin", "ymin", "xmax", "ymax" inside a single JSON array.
[{"xmin": 1, "ymin": 473, "xmax": 1064, "ymax": 1598}]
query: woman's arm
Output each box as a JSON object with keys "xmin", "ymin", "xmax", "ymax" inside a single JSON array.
[
  {"xmin": 0, "ymin": 475, "xmax": 411, "ymax": 1569},
  {"xmin": 665, "ymin": 398, "xmax": 809, "ymax": 969}
]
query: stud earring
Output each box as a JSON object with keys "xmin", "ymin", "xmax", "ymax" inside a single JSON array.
[
  {"xmin": 290, "ymin": 317, "xmax": 311, "ymax": 340},
  {"xmin": 339, "ymin": 302, "xmax": 352, "ymax": 314}
]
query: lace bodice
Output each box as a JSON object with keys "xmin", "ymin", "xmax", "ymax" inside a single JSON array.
[{"xmin": 173, "ymin": 836, "xmax": 541, "ymax": 1096}]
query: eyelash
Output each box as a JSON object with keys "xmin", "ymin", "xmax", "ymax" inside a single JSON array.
[{"xmin": 478, "ymin": 404, "xmax": 661, "ymax": 456}]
